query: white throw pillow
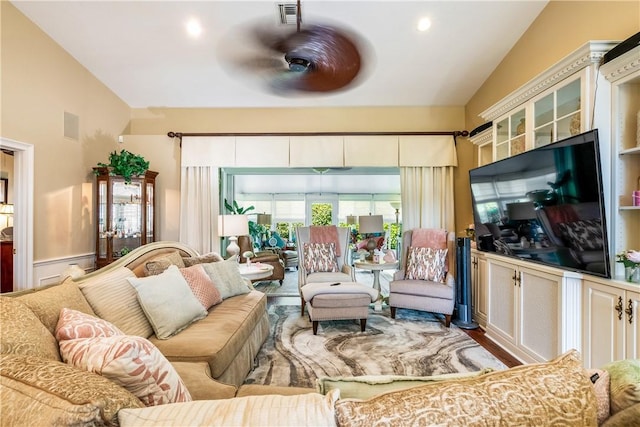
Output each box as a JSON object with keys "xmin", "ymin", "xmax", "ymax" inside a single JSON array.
[
  {"xmin": 201, "ymin": 256, "xmax": 252, "ymax": 300},
  {"xmin": 128, "ymin": 265, "xmax": 207, "ymax": 339}
]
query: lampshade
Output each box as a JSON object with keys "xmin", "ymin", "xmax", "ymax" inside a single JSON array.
[
  {"xmin": 346, "ymin": 215, "xmax": 357, "ymax": 225},
  {"xmin": 0, "ymin": 204, "xmax": 14, "ymax": 215},
  {"xmin": 218, "ymin": 215, "xmax": 249, "ymax": 237},
  {"xmin": 359, "ymin": 214, "xmax": 383, "ymax": 234},
  {"xmin": 257, "ymin": 213, "xmax": 272, "ymax": 226},
  {"xmin": 507, "ymin": 202, "xmax": 536, "ymax": 221},
  {"xmin": 389, "ymin": 202, "xmax": 401, "ymax": 211}
]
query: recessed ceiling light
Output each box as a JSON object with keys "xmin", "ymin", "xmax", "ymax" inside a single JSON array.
[
  {"xmin": 417, "ymin": 17, "xmax": 431, "ymax": 32},
  {"xmin": 186, "ymin": 19, "xmax": 202, "ymax": 38}
]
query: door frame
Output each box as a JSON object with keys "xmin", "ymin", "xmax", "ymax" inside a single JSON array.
[{"xmin": 0, "ymin": 137, "xmax": 34, "ymax": 290}]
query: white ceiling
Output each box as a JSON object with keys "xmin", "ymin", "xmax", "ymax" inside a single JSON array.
[{"xmin": 11, "ymin": 0, "xmax": 548, "ymax": 109}]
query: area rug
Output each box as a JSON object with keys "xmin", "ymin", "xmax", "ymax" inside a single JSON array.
[{"xmin": 243, "ymin": 305, "xmax": 507, "ymax": 388}]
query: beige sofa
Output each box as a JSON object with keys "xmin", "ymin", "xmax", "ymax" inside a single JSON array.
[{"xmin": 0, "ymin": 241, "xmax": 313, "ymax": 425}]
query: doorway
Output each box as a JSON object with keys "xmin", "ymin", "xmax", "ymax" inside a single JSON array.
[
  {"xmin": 305, "ymin": 195, "xmax": 338, "ymax": 226},
  {"xmin": 0, "ymin": 137, "xmax": 34, "ymax": 291}
]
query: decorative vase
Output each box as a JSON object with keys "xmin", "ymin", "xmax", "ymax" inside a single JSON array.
[{"xmin": 625, "ymin": 266, "xmax": 640, "ymax": 283}]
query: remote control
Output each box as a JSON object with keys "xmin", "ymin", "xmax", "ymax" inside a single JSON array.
[{"xmin": 329, "ymin": 282, "xmax": 341, "ymax": 286}]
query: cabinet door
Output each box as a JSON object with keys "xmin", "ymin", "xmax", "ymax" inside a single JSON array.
[
  {"xmin": 487, "ymin": 259, "xmax": 517, "ymax": 343},
  {"xmin": 583, "ymin": 281, "xmax": 625, "ymax": 368},
  {"xmin": 626, "ymin": 289, "xmax": 640, "ymax": 360},
  {"xmin": 519, "ymin": 267, "xmax": 560, "ymax": 362}
]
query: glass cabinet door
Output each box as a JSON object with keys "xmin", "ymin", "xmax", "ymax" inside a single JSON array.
[
  {"xmin": 495, "ymin": 108, "xmax": 526, "ymax": 161},
  {"xmin": 94, "ymin": 168, "xmax": 157, "ymax": 268},
  {"xmin": 534, "ymin": 76, "xmax": 581, "ymax": 148}
]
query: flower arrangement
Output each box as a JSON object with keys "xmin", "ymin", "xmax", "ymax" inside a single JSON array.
[
  {"xmin": 243, "ymin": 251, "xmax": 255, "ymax": 265},
  {"xmin": 616, "ymin": 250, "xmax": 640, "ymax": 282}
]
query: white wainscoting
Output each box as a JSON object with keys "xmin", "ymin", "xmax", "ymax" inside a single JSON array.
[{"xmin": 32, "ymin": 253, "xmax": 95, "ymax": 287}]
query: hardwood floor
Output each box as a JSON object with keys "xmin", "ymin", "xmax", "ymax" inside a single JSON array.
[{"xmin": 265, "ymin": 294, "xmax": 522, "ymax": 369}]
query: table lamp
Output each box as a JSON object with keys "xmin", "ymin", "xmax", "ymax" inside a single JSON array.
[
  {"xmin": 359, "ymin": 214, "xmax": 383, "ymax": 260},
  {"xmin": 218, "ymin": 214, "xmax": 248, "ymax": 258}
]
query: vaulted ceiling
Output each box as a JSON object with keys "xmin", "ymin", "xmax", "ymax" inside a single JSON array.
[{"xmin": 11, "ymin": 0, "xmax": 548, "ymax": 109}]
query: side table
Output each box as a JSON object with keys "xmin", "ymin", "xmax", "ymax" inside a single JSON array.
[
  {"xmin": 354, "ymin": 261, "xmax": 399, "ymax": 293},
  {"xmin": 237, "ymin": 263, "xmax": 274, "ymax": 282}
]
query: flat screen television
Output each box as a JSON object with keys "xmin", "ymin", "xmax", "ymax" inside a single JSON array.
[{"xmin": 469, "ymin": 129, "xmax": 611, "ymax": 278}]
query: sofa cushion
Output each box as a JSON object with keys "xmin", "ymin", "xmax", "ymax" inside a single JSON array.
[
  {"xmin": 179, "ymin": 264, "xmax": 222, "ymax": 310},
  {"xmin": 202, "ymin": 257, "xmax": 252, "ymax": 300},
  {"xmin": 334, "ymin": 349, "xmax": 596, "ymax": 426},
  {"xmin": 78, "ymin": 266, "xmax": 154, "ymax": 338},
  {"xmin": 0, "ymin": 296, "xmax": 61, "ymax": 361},
  {"xmin": 182, "ymin": 252, "xmax": 224, "ymax": 267},
  {"xmin": 144, "ymin": 250, "xmax": 186, "ymax": 276},
  {"xmin": 0, "ymin": 353, "xmax": 144, "ymax": 425},
  {"xmin": 128, "ymin": 265, "xmax": 207, "ymax": 340},
  {"xmin": 317, "ymin": 369, "xmax": 494, "ymax": 400},
  {"xmin": 15, "ymin": 282, "xmax": 96, "ymax": 334},
  {"xmin": 603, "ymin": 359, "xmax": 640, "ymax": 415},
  {"xmin": 149, "ymin": 290, "xmax": 267, "ymax": 379},
  {"xmin": 405, "ymin": 246, "xmax": 447, "ymax": 282},
  {"xmin": 118, "ymin": 389, "xmax": 340, "ymax": 427},
  {"xmin": 55, "ymin": 307, "xmax": 124, "ymax": 341},
  {"xmin": 303, "ymin": 242, "xmax": 339, "ymax": 273},
  {"xmin": 59, "ymin": 334, "xmax": 192, "ymax": 407}
]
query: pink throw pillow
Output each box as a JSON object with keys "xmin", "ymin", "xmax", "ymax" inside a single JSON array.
[
  {"xmin": 59, "ymin": 334, "xmax": 192, "ymax": 406},
  {"xmin": 406, "ymin": 247, "xmax": 448, "ymax": 283},
  {"xmin": 179, "ymin": 264, "xmax": 222, "ymax": 309},
  {"xmin": 55, "ymin": 307, "xmax": 124, "ymax": 341},
  {"xmin": 303, "ymin": 242, "xmax": 339, "ymax": 273}
]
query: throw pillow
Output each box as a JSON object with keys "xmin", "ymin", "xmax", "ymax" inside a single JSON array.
[
  {"xmin": 317, "ymin": 369, "xmax": 494, "ymax": 400},
  {"xmin": 78, "ymin": 266, "xmax": 154, "ymax": 338},
  {"xmin": 118, "ymin": 389, "xmax": 340, "ymax": 426},
  {"xmin": 602, "ymin": 403, "xmax": 640, "ymax": 427},
  {"xmin": 182, "ymin": 252, "xmax": 224, "ymax": 267},
  {"xmin": 603, "ymin": 359, "xmax": 640, "ymax": 414},
  {"xmin": 128, "ymin": 265, "xmax": 207, "ymax": 339},
  {"xmin": 586, "ymin": 368, "xmax": 610, "ymax": 425},
  {"xmin": 55, "ymin": 307, "xmax": 124, "ymax": 341},
  {"xmin": 0, "ymin": 353, "xmax": 144, "ymax": 425},
  {"xmin": 0, "ymin": 296, "xmax": 61, "ymax": 361},
  {"xmin": 302, "ymin": 242, "xmax": 339, "ymax": 273},
  {"xmin": 334, "ymin": 350, "xmax": 597, "ymax": 426},
  {"xmin": 144, "ymin": 250, "xmax": 186, "ymax": 276},
  {"xmin": 201, "ymin": 257, "xmax": 252, "ymax": 300},
  {"xmin": 59, "ymin": 334, "xmax": 192, "ymax": 406},
  {"xmin": 405, "ymin": 246, "xmax": 448, "ymax": 283},
  {"xmin": 557, "ymin": 219, "xmax": 604, "ymax": 251},
  {"xmin": 15, "ymin": 282, "xmax": 96, "ymax": 334},
  {"xmin": 179, "ymin": 264, "xmax": 222, "ymax": 309}
]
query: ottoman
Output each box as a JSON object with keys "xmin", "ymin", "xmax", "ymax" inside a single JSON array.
[{"xmin": 301, "ymin": 282, "xmax": 379, "ymax": 335}]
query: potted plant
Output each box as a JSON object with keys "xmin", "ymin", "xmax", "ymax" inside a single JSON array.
[{"xmin": 95, "ymin": 150, "xmax": 149, "ymax": 184}]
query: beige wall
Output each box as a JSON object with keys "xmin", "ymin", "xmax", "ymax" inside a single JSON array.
[
  {"xmin": 2, "ymin": 0, "xmax": 638, "ymax": 268},
  {"xmin": 1, "ymin": 2, "xmax": 131, "ymax": 261},
  {"xmin": 458, "ymin": 0, "xmax": 639, "ymax": 235}
]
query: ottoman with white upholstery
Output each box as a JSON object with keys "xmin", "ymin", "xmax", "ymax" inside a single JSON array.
[{"xmin": 301, "ymin": 282, "xmax": 379, "ymax": 335}]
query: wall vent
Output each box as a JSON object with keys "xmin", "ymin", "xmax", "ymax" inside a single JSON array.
[
  {"xmin": 64, "ymin": 111, "xmax": 79, "ymax": 140},
  {"xmin": 278, "ymin": 3, "xmax": 299, "ymax": 25}
]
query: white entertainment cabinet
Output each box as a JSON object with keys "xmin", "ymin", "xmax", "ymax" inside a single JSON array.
[{"xmin": 469, "ymin": 40, "xmax": 640, "ymax": 367}]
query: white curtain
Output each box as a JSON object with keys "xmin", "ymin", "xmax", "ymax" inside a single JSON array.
[
  {"xmin": 400, "ymin": 166, "xmax": 456, "ymax": 232},
  {"xmin": 399, "ymin": 135, "xmax": 458, "ymax": 232}
]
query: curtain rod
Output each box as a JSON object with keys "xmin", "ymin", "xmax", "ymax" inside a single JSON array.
[{"xmin": 167, "ymin": 130, "xmax": 469, "ymax": 141}]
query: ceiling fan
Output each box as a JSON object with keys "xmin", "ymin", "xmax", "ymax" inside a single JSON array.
[{"xmin": 224, "ymin": 0, "xmax": 366, "ymax": 94}]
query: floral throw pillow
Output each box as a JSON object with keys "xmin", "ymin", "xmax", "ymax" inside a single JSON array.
[
  {"xmin": 55, "ymin": 307, "xmax": 124, "ymax": 341},
  {"xmin": 303, "ymin": 243, "xmax": 339, "ymax": 273},
  {"xmin": 406, "ymin": 247, "xmax": 448, "ymax": 283}
]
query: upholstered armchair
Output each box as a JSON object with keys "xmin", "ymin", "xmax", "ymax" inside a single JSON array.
[
  {"xmin": 237, "ymin": 236, "xmax": 285, "ymax": 285},
  {"xmin": 295, "ymin": 226, "xmax": 355, "ymax": 315},
  {"xmin": 388, "ymin": 229, "xmax": 456, "ymax": 327}
]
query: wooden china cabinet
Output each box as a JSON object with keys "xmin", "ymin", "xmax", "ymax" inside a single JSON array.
[{"xmin": 94, "ymin": 167, "xmax": 158, "ymax": 268}]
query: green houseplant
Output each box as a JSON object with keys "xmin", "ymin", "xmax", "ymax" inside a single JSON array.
[{"xmin": 95, "ymin": 150, "xmax": 149, "ymax": 184}]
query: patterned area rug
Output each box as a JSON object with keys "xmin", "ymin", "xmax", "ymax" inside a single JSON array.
[{"xmin": 243, "ymin": 305, "xmax": 507, "ymax": 388}]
